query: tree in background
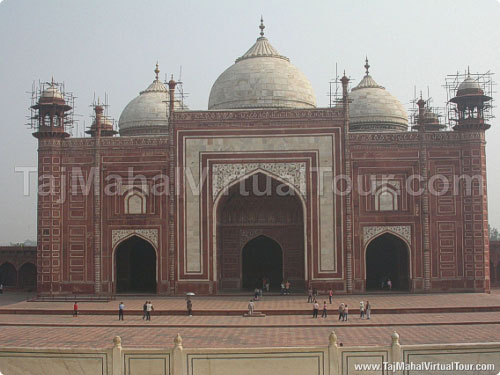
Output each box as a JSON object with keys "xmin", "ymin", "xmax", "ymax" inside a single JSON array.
[{"xmin": 489, "ymin": 225, "xmax": 499, "ymax": 241}]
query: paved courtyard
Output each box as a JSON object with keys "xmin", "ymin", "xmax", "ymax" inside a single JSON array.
[{"xmin": 0, "ymin": 290, "xmax": 498, "ymax": 349}]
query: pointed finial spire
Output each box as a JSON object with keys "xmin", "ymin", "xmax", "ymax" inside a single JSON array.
[
  {"xmin": 154, "ymin": 62, "xmax": 160, "ymax": 81},
  {"xmin": 259, "ymin": 16, "xmax": 265, "ymax": 37},
  {"xmin": 467, "ymin": 65, "xmax": 470, "ymax": 76},
  {"xmin": 364, "ymin": 56, "xmax": 370, "ymax": 76}
]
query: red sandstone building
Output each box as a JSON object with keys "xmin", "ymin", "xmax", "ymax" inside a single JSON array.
[{"xmin": 30, "ymin": 21, "xmax": 493, "ymax": 295}]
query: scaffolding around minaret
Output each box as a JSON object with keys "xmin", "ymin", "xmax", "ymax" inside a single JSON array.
[
  {"xmin": 444, "ymin": 70, "xmax": 495, "ymax": 131},
  {"xmin": 27, "ymin": 79, "xmax": 75, "ymax": 137}
]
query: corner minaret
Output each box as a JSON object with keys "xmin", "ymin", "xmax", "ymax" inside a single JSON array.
[
  {"xmin": 31, "ymin": 79, "xmax": 72, "ymax": 139},
  {"xmin": 449, "ymin": 69, "xmax": 492, "ymax": 131}
]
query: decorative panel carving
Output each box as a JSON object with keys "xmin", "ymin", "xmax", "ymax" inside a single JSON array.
[
  {"xmin": 111, "ymin": 229, "xmax": 158, "ymax": 249},
  {"xmin": 363, "ymin": 225, "xmax": 411, "ymax": 246},
  {"xmin": 212, "ymin": 162, "xmax": 306, "ymax": 201}
]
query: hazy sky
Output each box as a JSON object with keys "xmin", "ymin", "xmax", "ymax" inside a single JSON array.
[{"xmin": 0, "ymin": 0, "xmax": 499, "ymax": 244}]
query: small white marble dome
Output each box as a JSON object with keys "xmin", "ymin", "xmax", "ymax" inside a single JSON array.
[
  {"xmin": 119, "ymin": 64, "xmax": 187, "ymax": 136},
  {"xmin": 458, "ymin": 76, "xmax": 481, "ymax": 92},
  {"xmin": 349, "ymin": 59, "xmax": 408, "ymax": 132},
  {"xmin": 40, "ymin": 81, "xmax": 64, "ymax": 101},
  {"xmin": 208, "ymin": 19, "xmax": 316, "ymax": 110},
  {"xmin": 119, "ymin": 65, "xmax": 169, "ymax": 136}
]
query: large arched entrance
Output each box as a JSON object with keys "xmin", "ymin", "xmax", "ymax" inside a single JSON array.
[
  {"xmin": 365, "ymin": 233, "xmax": 410, "ymax": 291},
  {"xmin": 115, "ymin": 236, "xmax": 157, "ymax": 293},
  {"xmin": 217, "ymin": 172, "xmax": 305, "ymax": 290},
  {"xmin": 18, "ymin": 263, "xmax": 37, "ymax": 290},
  {"xmin": 242, "ymin": 235, "xmax": 282, "ymax": 290},
  {"xmin": 0, "ymin": 262, "xmax": 17, "ymax": 287}
]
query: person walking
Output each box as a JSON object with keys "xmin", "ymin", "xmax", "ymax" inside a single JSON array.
[
  {"xmin": 312, "ymin": 301, "xmax": 319, "ymax": 318},
  {"xmin": 0, "ymin": 283, "xmax": 3, "ymax": 294},
  {"xmin": 307, "ymin": 287, "xmax": 313, "ymax": 303},
  {"xmin": 313, "ymin": 288, "xmax": 318, "ymax": 300},
  {"xmin": 366, "ymin": 300, "xmax": 371, "ymax": 320},
  {"xmin": 187, "ymin": 298, "xmax": 193, "ymax": 316},
  {"xmin": 146, "ymin": 301, "xmax": 154, "ymax": 321},
  {"xmin": 118, "ymin": 302, "xmax": 125, "ymax": 321},
  {"xmin": 280, "ymin": 281, "xmax": 285, "ymax": 295},
  {"xmin": 321, "ymin": 301, "xmax": 328, "ymax": 318},
  {"xmin": 387, "ymin": 278, "xmax": 392, "ymax": 291},
  {"xmin": 285, "ymin": 280, "xmax": 291, "ymax": 295},
  {"xmin": 343, "ymin": 304, "xmax": 349, "ymax": 321},
  {"xmin": 328, "ymin": 288, "xmax": 334, "ymax": 304},
  {"xmin": 248, "ymin": 299, "xmax": 255, "ymax": 315},
  {"xmin": 254, "ymin": 287, "xmax": 259, "ymax": 301},
  {"xmin": 73, "ymin": 301, "xmax": 78, "ymax": 317},
  {"xmin": 338, "ymin": 303, "xmax": 345, "ymax": 321},
  {"xmin": 265, "ymin": 278, "xmax": 270, "ymax": 293},
  {"xmin": 142, "ymin": 301, "xmax": 147, "ymax": 320},
  {"xmin": 360, "ymin": 301, "xmax": 365, "ymax": 319}
]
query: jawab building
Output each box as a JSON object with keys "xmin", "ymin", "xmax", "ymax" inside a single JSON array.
[{"xmin": 31, "ymin": 21, "xmax": 492, "ymax": 296}]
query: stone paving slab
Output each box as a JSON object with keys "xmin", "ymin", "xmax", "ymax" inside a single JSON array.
[
  {"xmin": 2, "ymin": 291, "xmax": 500, "ymax": 312},
  {"xmin": 0, "ymin": 324, "xmax": 499, "ymax": 349},
  {"xmin": 0, "ymin": 311, "xmax": 499, "ymax": 327}
]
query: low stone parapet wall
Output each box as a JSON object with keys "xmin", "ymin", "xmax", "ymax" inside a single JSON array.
[{"xmin": 0, "ymin": 332, "xmax": 499, "ymax": 374}]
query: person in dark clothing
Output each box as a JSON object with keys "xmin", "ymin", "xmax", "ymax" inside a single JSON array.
[
  {"xmin": 142, "ymin": 301, "xmax": 147, "ymax": 320},
  {"xmin": 187, "ymin": 299, "xmax": 193, "ymax": 316},
  {"xmin": 73, "ymin": 302, "xmax": 78, "ymax": 317},
  {"xmin": 118, "ymin": 302, "xmax": 125, "ymax": 321}
]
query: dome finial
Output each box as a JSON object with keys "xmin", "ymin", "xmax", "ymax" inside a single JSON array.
[
  {"xmin": 154, "ymin": 62, "xmax": 160, "ymax": 81},
  {"xmin": 467, "ymin": 65, "xmax": 470, "ymax": 77},
  {"xmin": 259, "ymin": 16, "xmax": 265, "ymax": 37},
  {"xmin": 364, "ymin": 56, "xmax": 370, "ymax": 76}
]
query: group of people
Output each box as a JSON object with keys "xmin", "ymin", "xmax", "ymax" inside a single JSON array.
[
  {"xmin": 72, "ymin": 298, "xmax": 194, "ymax": 320},
  {"xmin": 309, "ymin": 287, "xmax": 335, "ymax": 318},
  {"xmin": 280, "ymin": 280, "xmax": 291, "ymax": 295},
  {"xmin": 337, "ymin": 301, "xmax": 371, "ymax": 321},
  {"xmin": 307, "ymin": 286, "xmax": 372, "ymax": 321},
  {"xmin": 381, "ymin": 277, "xmax": 393, "ymax": 290},
  {"xmin": 142, "ymin": 300, "xmax": 155, "ymax": 320}
]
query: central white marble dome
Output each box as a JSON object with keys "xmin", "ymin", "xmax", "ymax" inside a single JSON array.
[{"xmin": 208, "ymin": 20, "xmax": 316, "ymax": 110}]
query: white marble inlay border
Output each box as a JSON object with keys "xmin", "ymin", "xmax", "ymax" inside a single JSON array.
[
  {"xmin": 212, "ymin": 162, "xmax": 307, "ymax": 201},
  {"xmin": 111, "ymin": 229, "xmax": 158, "ymax": 249},
  {"xmin": 363, "ymin": 225, "xmax": 411, "ymax": 246}
]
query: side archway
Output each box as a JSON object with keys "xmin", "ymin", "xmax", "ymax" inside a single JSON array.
[
  {"xmin": 114, "ymin": 235, "xmax": 157, "ymax": 293},
  {"xmin": 0, "ymin": 262, "xmax": 17, "ymax": 287},
  {"xmin": 365, "ymin": 233, "xmax": 410, "ymax": 291},
  {"xmin": 18, "ymin": 262, "xmax": 37, "ymax": 290}
]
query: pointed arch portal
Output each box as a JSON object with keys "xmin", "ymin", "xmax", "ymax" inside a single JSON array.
[
  {"xmin": 0, "ymin": 262, "xmax": 17, "ymax": 287},
  {"xmin": 217, "ymin": 172, "xmax": 305, "ymax": 290},
  {"xmin": 115, "ymin": 235, "xmax": 157, "ymax": 293},
  {"xmin": 365, "ymin": 233, "xmax": 410, "ymax": 291},
  {"xmin": 242, "ymin": 235, "xmax": 283, "ymax": 290}
]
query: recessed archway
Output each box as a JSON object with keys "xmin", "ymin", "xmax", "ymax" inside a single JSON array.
[
  {"xmin": 242, "ymin": 235, "xmax": 283, "ymax": 290},
  {"xmin": 18, "ymin": 263, "xmax": 37, "ymax": 290},
  {"xmin": 365, "ymin": 233, "xmax": 410, "ymax": 291},
  {"xmin": 0, "ymin": 262, "xmax": 17, "ymax": 287},
  {"xmin": 115, "ymin": 235, "xmax": 157, "ymax": 293},
  {"xmin": 216, "ymin": 172, "xmax": 305, "ymax": 290}
]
